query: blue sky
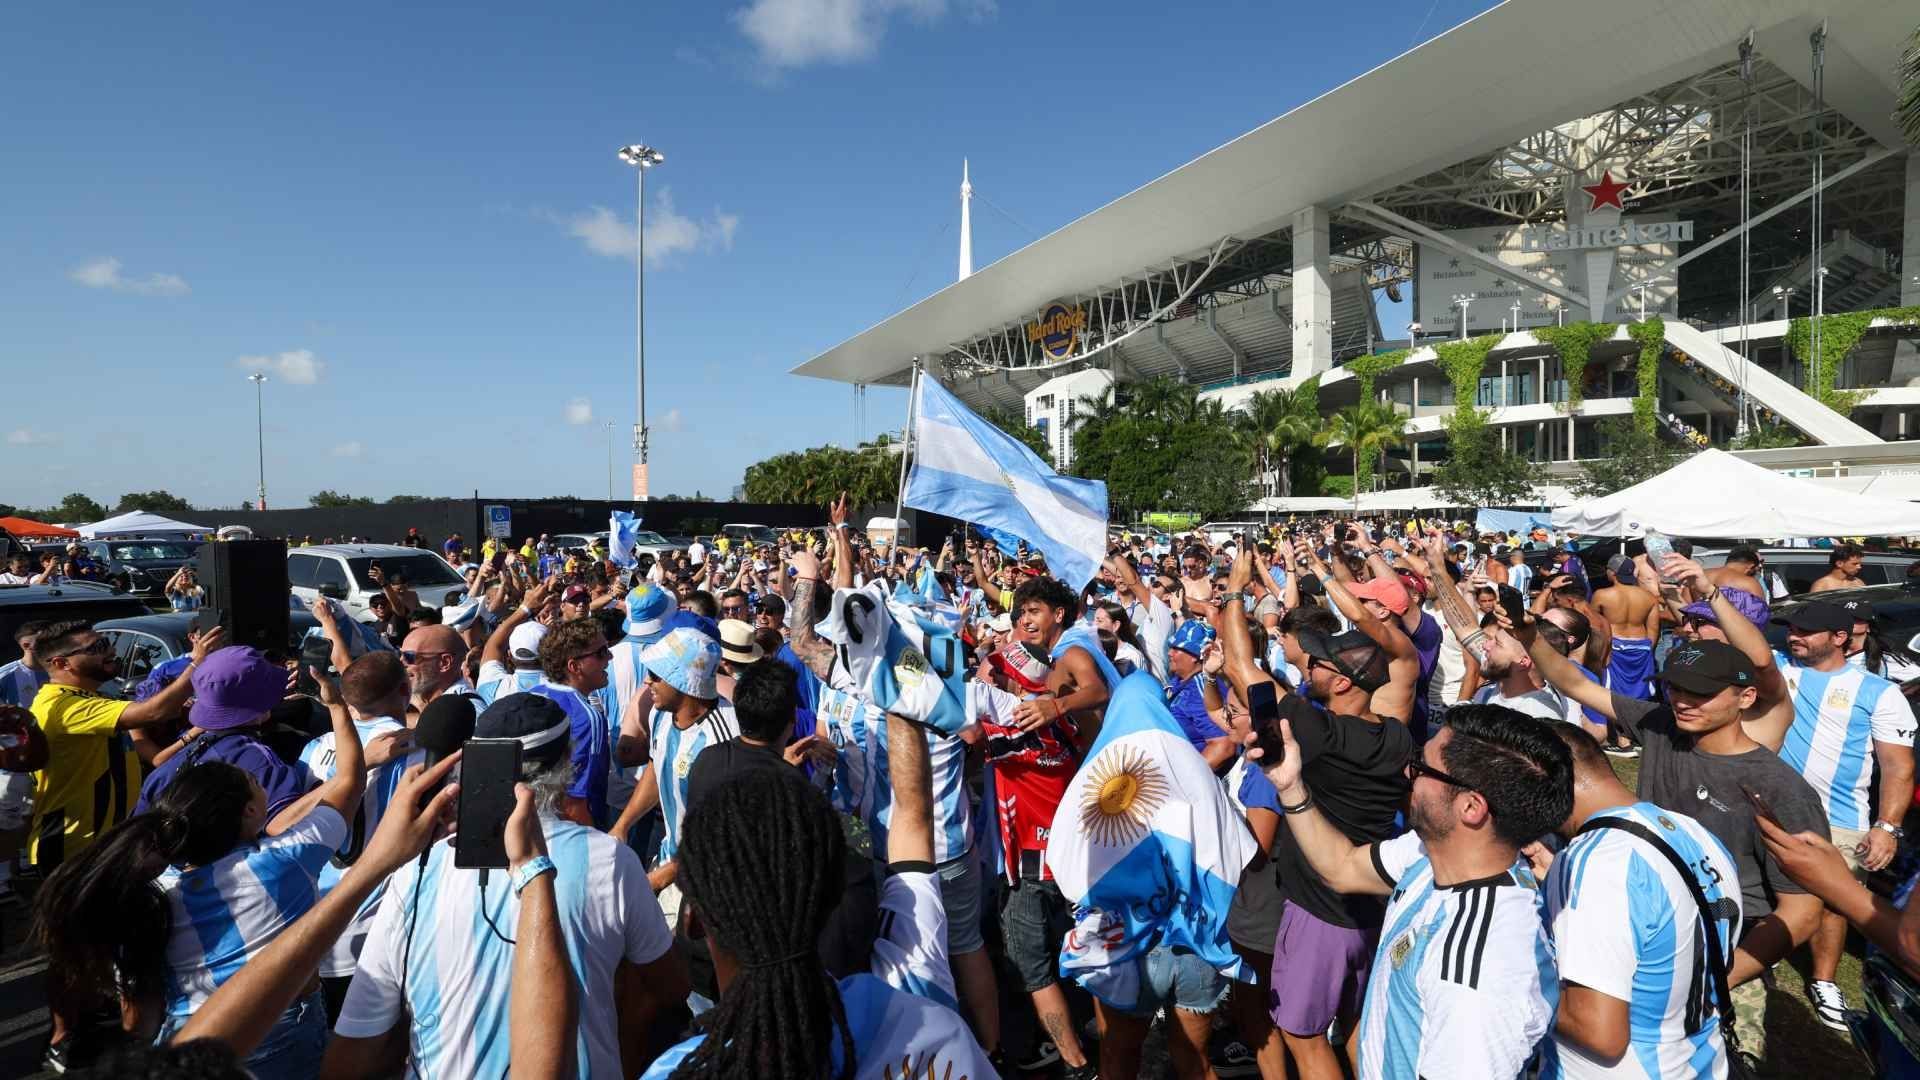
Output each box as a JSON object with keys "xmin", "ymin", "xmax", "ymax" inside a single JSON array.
[{"xmin": 3, "ymin": 0, "xmax": 1493, "ymax": 512}]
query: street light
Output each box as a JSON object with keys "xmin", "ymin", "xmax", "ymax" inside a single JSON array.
[
  {"xmin": 1631, "ymin": 276, "xmax": 1670, "ymax": 322},
  {"xmin": 617, "ymin": 142, "xmax": 664, "ymax": 501},
  {"xmin": 1773, "ymin": 284, "xmax": 1793, "ymax": 320},
  {"xmin": 603, "ymin": 420, "xmax": 616, "ymax": 503},
  {"xmin": 1509, "ymin": 301, "xmax": 1523, "ymax": 332},
  {"xmin": 247, "ymin": 373, "xmax": 267, "ymax": 510},
  {"xmin": 1406, "ymin": 321, "xmax": 1421, "ymax": 348},
  {"xmin": 1451, "ymin": 294, "xmax": 1475, "ymax": 340}
]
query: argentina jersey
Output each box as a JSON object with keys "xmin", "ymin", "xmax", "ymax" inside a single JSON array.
[
  {"xmin": 1357, "ymin": 831, "xmax": 1557, "ymax": 1080},
  {"xmin": 474, "ymin": 660, "xmax": 545, "ymax": 705},
  {"xmin": 872, "ymin": 871, "xmax": 959, "ymax": 1009},
  {"xmin": 156, "ymin": 805, "xmax": 347, "ymax": 1020},
  {"xmin": 816, "ymin": 685, "xmax": 876, "ymax": 819},
  {"xmin": 0, "ymin": 659, "xmax": 45, "ymax": 708},
  {"xmin": 653, "ymin": 704, "xmax": 739, "ymax": 866},
  {"xmin": 298, "ymin": 716, "xmax": 410, "ymax": 978},
  {"xmin": 1544, "ymin": 803, "xmax": 1741, "ymax": 1079},
  {"xmin": 1777, "ymin": 655, "xmax": 1918, "ymax": 830},
  {"xmin": 606, "ymin": 638, "xmax": 653, "ymax": 811}
]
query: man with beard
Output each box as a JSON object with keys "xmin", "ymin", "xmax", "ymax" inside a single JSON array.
[
  {"xmin": 397, "ymin": 623, "xmax": 473, "ymax": 712},
  {"xmin": 1257, "ymin": 702, "xmax": 1572, "ymax": 1080}
]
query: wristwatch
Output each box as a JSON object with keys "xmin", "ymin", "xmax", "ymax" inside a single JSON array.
[
  {"xmin": 510, "ymin": 855, "xmax": 557, "ymax": 895},
  {"xmin": 1873, "ymin": 821, "xmax": 1905, "ymax": 840}
]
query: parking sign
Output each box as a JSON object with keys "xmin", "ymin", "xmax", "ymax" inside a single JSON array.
[{"xmin": 485, "ymin": 505, "xmax": 512, "ymax": 539}]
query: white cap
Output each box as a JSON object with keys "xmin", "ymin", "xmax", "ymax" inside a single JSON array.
[{"xmin": 509, "ymin": 621, "xmax": 548, "ymax": 664}]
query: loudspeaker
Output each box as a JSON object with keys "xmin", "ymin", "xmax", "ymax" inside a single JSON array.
[{"xmin": 194, "ymin": 540, "xmax": 291, "ymax": 654}]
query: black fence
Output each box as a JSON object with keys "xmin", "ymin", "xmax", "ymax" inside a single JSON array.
[{"xmin": 224, "ymin": 498, "xmax": 831, "ymax": 546}]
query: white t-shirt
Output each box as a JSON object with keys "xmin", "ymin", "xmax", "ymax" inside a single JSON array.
[
  {"xmin": 1355, "ymin": 831, "xmax": 1556, "ymax": 1080},
  {"xmin": 1132, "ymin": 594, "xmax": 1175, "ymax": 684},
  {"xmin": 475, "ymin": 659, "xmax": 544, "ymax": 705},
  {"xmin": 1472, "ymin": 681, "xmax": 1582, "ymax": 727},
  {"xmin": 335, "ymin": 816, "xmax": 675, "ymax": 1079},
  {"xmin": 297, "ymin": 715, "xmax": 409, "ymax": 977},
  {"xmin": 872, "ymin": 871, "xmax": 958, "ymax": 1008}
]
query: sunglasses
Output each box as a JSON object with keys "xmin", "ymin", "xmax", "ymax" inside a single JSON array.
[
  {"xmin": 720, "ymin": 605, "xmax": 749, "ymax": 617},
  {"xmin": 1404, "ymin": 756, "xmax": 1473, "ymax": 790},
  {"xmin": 399, "ymin": 650, "xmax": 449, "ymax": 665},
  {"xmin": 574, "ymin": 645, "xmax": 613, "ymax": 662},
  {"xmin": 50, "ymin": 637, "xmax": 114, "ymax": 660}
]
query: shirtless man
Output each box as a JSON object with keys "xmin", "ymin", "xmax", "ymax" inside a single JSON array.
[
  {"xmin": 1009, "ymin": 575, "xmax": 1115, "ymax": 743},
  {"xmin": 1708, "ymin": 545, "xmax": 1768, "ymax": 600},
  {"xmin": 1593, "ymin": 554, "xmax": 1662, "ymax": 702},
  {"xmin": 1295, "ymin": 536, "xmax": 1420, "ymax": 726},
  {"xmin": 1809, "ymin": 543, "xmax": 1865, "ymax": 593}
]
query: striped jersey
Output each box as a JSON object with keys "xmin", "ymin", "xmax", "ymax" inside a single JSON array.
[
  {"xmin": 156, "ymin": 805, "xmax": 347, "ymax": 1021},
  {"xmin": 652, "ymin": 702, "xmax": 739, "ymax": 866},
  {"xmin": 334, "ymin": 816, "xmax": 676, "ymax": 1079},
  {"xmin": 1356, "ymin": 830, "xmax": 1557, "ymax": 1080},
  {"xmin": 605, "ymin": 637, "xmax": 653, "ymax": 815},
  {"xmin": 0, "ymin": 659, "xmax": 46, "ymax": 708},
  {"xmin": 1776, "ymin": 654, "xmax": 1918, "ymax": 830},
  {"xmin": 1543, "ymin": 803, "xmax": 1742, "ymax": 1079},
  {"xmin": 474, "ymin": 660, "xmax": 544, "ymax": 705},
  {"xmin": 528, "ymin": 680, "xmax": 616, "ymax": 825},
  {"xmin": 815, "ymin": 685, "xmax": 976, "ymax": 864},
  {"xmin": 297, "ymin": 715, "xmax": 410, "ymax": 977},
  {"xmin": 874, "ymin": 870, "xmax": 958, "ymax": 1008}
]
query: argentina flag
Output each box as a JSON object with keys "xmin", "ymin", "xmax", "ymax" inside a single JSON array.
[
  {"xmin": 904, "ymin": 375, "xmax": 1109, "ymax": 590},
  {"xmin": 608, "ymin": 510, "xmax": 644, "ymax": 568},
  {"xmin": 1045, "ymin": 671, "xmax": 1256, "ymax": 1011},
  {"xmin": 815, "ymin": 581, "xmax": 970, "ymax": 737}
]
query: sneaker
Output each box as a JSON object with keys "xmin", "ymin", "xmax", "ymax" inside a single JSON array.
[
  {"xmin": 1604, "ymin": 742, "xmax": 1641, "ymax": 758},
  {"xmin": 1210, "ymin": 1038, "xmax": 1260, "ymax": 1078},
  {"xmin": 43, "ymin": 1037, "xmax": 72, "ymax": 1075},
  {"xmin": 1014, "ymin": 1041, "xmax": 1061, "ymax": 1071},
  {"xmin": 1809, "ymin": 979, "xmax": 1849, "ymax": 1031},
  {"xmin": 1061, "ymin": 1064, "xmax": 1098, "ymax": 1080}
]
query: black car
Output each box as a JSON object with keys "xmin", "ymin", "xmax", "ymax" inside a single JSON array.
[
  {"xmin": 1762, "ymin": 581, "xmax": 1920, "ymax": 655},
  {"xmin": 0, "ymin": 582, "xmax": 151, "ymax": 665},
  {"xmin": 82, "ymin": 539, "xmax": 201, "ymax": 599},
  {"xmin": 93, "ymin": 611, "xmax": 323, "ymax": 699}
]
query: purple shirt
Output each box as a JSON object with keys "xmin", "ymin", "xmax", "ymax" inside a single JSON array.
[
  {"xmin": 1409, "ymin": 612, "xmax": 1443, "ymax": 742},
  {"xmin": 135, "ymin": 731, "xmax": 313, "ymax": 818}
]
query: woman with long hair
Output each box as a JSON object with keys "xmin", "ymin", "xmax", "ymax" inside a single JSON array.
[
  {"xmin": 32, "ymin": 662, "xmax": 367, "ymax": 1078},
  {"xmin": 1089, "ymin": 599, "xmax": 1150, "ymax": 679}
]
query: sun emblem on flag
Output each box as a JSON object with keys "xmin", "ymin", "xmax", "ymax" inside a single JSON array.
[
  {"xmin": 1077, "ymin": 744, "xmax": 1169, "ymax": 847},
  {"xmin": 882, "ymin": 1051, "xmax": 970, "ymax": 1080}
]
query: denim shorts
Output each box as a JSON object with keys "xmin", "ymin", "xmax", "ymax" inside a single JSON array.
[
  {"xmin": 936, "ymin": 855, "xmax": 985, "ymax": 954},
  {"xmin": 160, "ymin": 988, "xmax": 327, "ymax": 1077},
  {"xmin": 999, "ymin": 876, "xmax": 1073, "ymax": 991},
  {"xmin": 1120, "ymin": 945, "xmax": 1229, "ymax": 1018}
]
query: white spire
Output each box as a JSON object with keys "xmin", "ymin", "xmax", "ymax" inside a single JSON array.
[{"xmin": 958, "ymin": 158, "xmax": 973, "ymax": 281}]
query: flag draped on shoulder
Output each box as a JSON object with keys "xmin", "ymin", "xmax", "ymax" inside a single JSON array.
[
  {"xmin": 904, "ymin": 375, "xmax": 1109, "ymax": 590},
  {"xmin": 1045, "ymin": 671, "xmax": 1255, "ymax": 1011}
]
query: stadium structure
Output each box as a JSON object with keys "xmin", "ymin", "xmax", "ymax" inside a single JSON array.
[{"xmin": 794, "ymin": 0, "xmax": 1920, "ymax": 507}]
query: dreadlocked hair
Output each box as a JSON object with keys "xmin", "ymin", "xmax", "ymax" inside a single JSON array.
[{"xmin": 670, "ymin": 767, "xmax": 855, "ymax": 1080}]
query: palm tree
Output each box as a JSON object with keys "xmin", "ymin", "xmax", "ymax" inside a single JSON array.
[
  {"xmin": 1316, "ymin": 401, "xmax": 1407, "ymax": 494},
  {"xmin": 1237, "ymin": 386, "xmax": 1320, "ymax": 498}
]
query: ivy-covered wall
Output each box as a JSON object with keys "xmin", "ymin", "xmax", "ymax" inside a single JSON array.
[{"xmin": 1786, "ymin": 305, "xmax": 1920, "ymax": 415}]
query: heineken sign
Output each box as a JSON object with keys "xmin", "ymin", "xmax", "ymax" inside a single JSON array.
[{"xmin": 1518, "ymin": 218, "xmax": 1694, "ymax": 253}]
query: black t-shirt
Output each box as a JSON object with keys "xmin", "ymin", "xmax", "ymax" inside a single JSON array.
[
  {"xmin": 685, "ymin": 738, "xmax": 789, "ymax": 812},
  {"xmin": 1268, "ymin": 693, "xmax": 1413, "ymax": 929},
  {"xmin": 1612, "ymin": 692, "xmax": 1828, "ymax": 922}
]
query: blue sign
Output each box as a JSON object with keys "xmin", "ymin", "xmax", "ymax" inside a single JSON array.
[{"xmin": 484, "ymin": 504, "xmax": 512, "ymax": 539}]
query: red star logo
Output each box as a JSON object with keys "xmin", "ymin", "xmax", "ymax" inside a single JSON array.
[{"xmin": 1581, "ymin": 170, "xmax": 1629, "ymax": 212}]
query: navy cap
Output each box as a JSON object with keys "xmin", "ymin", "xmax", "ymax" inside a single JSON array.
[
  {"xmin": 1772, "ymin": 601, "xmax": 1854, "ymax": 634},
  {"xmin": 1660, "ymin": 640, "xmax": 1756, "ymax": 695},
  {"xmin": 474, "ymin": 693, "xmax": 570, "ymax": 766}
]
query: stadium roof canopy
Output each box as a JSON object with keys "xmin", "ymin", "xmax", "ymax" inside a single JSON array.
[{"xmin": 793, "ymin": 0, "xmax": 1913, "ymax": 408}]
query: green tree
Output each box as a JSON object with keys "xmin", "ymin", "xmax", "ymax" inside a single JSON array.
[
  {"xmin": 1316, "ymin": 401, "xmax": 1406, "ymax": 495},
  {"xmin": 385, "ymin": 494, "xmax": 435, "ymax": 505},
  {"xmin": 1728, "ymin": 421, "xmax": 1804, "ymax": 450},
  {"xmin": 115, "ymin": 490, "xmax": 194, "ymax": 514},
  {"xmin": 51, "ymin": 493, "xmax": 108, "ymax": 523},
  {"xmin": 309, "ymin": 490, "xmax": 375, "ymax": 508},
  {"xmin": 979, "ymin": 406, "xmax": 1052, "ymax": 461},
  {"xmin": 1235, "ymin": 384, "xmax": 1321, "ymax": 499},
  {"xmin": 1430, "ymin": 424, "xmax": 1541, "ymax": 508},
  {"xmin": 1569, "ymin": 418, "xmax": 1689, "ymax": 498},
  {"xmin": 741, "ymin": 443, "xmax": 900, "ymax": 506}
]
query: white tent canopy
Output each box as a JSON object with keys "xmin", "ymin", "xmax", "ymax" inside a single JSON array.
[
  {"xmin": 77, "ymin": 510, "xmax": 215, "ymax": 539},
  {"xmin": 1551, "ymin": 449, "xmax": 1920, "ymax": 538}
]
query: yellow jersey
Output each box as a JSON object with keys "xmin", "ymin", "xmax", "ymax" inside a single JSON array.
[{"xmin": 28, "ymin": 682, "xmax": 142, "ymax": 869}]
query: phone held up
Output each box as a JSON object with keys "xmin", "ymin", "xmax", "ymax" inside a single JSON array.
[{"xmin": 454, "ymin": 737, "xmax": 523, "ymax": 870}]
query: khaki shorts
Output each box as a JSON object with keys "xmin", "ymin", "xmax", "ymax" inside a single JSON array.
[{"xmin": 1832, "ymin": 826, "xmax": 1871, "ymax": 879}]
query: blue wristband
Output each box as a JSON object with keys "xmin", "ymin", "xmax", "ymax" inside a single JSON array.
[{"xmin": 510, "ymin": 855, "xmax": 556, "ymax": 896}]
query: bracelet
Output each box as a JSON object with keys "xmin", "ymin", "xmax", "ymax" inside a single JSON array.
[
  {"xmin": 1702, "ymin": 586, "xmax": 1722, "ymax": 605},
  {"xmin": 510, "ymin": 855, "xmax": 556, "ymax": 895},
  {"xmin": 1281, "ymin": 794, "xmax": 1315, "ymax": 815}
]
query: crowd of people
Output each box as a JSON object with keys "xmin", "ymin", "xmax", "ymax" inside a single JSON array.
[{"xmin": 0, "ymin": 496, "xmax": 1917, "ymax": 1079}]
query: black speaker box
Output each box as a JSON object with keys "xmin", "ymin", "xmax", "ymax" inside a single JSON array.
[{"xmin": 193, "ymin": 540, "xmax": 291, "ymax": 654}]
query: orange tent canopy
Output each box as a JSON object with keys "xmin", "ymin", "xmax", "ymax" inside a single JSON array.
[{"xmin": 0, "ymin": 516, "xmax": 80, "ymax": 539}]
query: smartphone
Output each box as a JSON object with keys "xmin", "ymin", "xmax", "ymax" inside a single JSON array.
[
  {"xmin": 1739, "ymin": 783, "xmax": 1779, "ymax": 824},
  {"xmin": 1496, "ymin": 584, "xmax": 1528, "ymax": 628},
  {"xmin": 1248, "ymin": 682, "xmax": 1285, "ymax": 765},
  {"xmin": 454, "ymin": 737, "xmax": 523, "ymax": 870}
]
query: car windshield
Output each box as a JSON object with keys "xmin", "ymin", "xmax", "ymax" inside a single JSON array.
[
  {"xmin": 346, "ymin": 554, "xmax": 464, "ymax": 590},
  {"xmin": 729, "ymin": 526, "xmax": 777, "ymax": 543},
  {"xmin": 634, "ymin": 531, "xmax": 668, "ymax": 545},
  {"xmin": 107, "ymin": 542, "xmax": 193, "ymax": 561}
]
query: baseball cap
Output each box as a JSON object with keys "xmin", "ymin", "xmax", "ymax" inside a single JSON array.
[
  {"xmin": 718, "ymin": 619, "xmax": 764, "ymax": 664},
  {"xmin": 562, "ymin": 585, "xmax": 590, "ymax": 606},
  {"xmin": 474, "ymin": 693, "xmax": 571, "ymax": 768},
  {"xmin": 188, "ymin": 647, "xmax": 289, "ymax": 731},
  {"xmin": 641, "ymin": 627, "xmax": 721, "ymax": 700},
  {"xmin": 1771, "ymin": 601, "xmax": 1853, "ymax": 634},
  {"xmin": 1295, "ymin": 629, "xmax": 1390, "ymax": 693},
  {"xmin": 1606, "ymin": 553, "xmax": 1637, "ymax": 584},
  {"xmin": 1837, "ymin": 597, "xmax": 1876, "ymax": 623},
  {"xmin": 508, "ymin": 622, "xmax": 548, "ymax": 664},
  {"xmin": 989, "ymin": 642, "xmax": 1051, "ymax": 694},
  {"xmin": 1659, "ymin": 640, "xmax": 1756, "ymax": 695},
  {"xmin": 1349, "ymin": 577, "xmax": 1410, "ymax": 616},
  {"xmin": 623, "ymin": 584, "xmax": 675, "ymax": 642},
  {"xmin": 134, "ymin": 656, "xmax": 193, "ymax": 704},
  {"xmin": 1168, "ymin": 619, "xmax": 1217, "ymax": 659},
  {"xmin": 1678, "ymin": 588, "xmax": 1770, "ymax": 630}
]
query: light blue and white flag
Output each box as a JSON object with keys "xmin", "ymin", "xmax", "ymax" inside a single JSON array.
[
  {"xmin": 904, "ymin": 376, "xmax": 1109, "ymax": 590},
  {"xmin": 1045, "ymin": 671, "xmax": 1255, "ymax": 1011},
  {"xmin": 816, "ymin": 581, "xmax": 970, "ymax": 737},
  {"xmin": 609, "ymin": 510, "xmax": 644, "ymax": 568}
]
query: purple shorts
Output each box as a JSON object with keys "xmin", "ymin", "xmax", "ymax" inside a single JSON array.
[{"xmin": 1268, "ymin": 901, "xmax": 1377, "ymax": 1037}]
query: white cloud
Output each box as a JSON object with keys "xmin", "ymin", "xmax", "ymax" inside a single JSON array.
[
  {"xmin": 657, "ymin": 408, "xmax": 684, "ymax": 433},
  {"xmin": 6, "ymin": 429, "xmax": 52, "ymax": 446},
  {"xmin": 733, "ymin": 0, "xmax": 987, "ymax": 69},
  {"xmin": 552, "ymin": 191, "xmax": 741, "ymax": 267},
  {"xmin": 564, "ymin": 397, "xmax": 594, "ymax": 425},
  {"xmin": 330, "ymin": 441, "xmax": 363, "ymax": 458},
  {"xmin": 236, "ymin": 349, "xmax": 325, "ymax": 385},
  {"xmin": 68, "ymin": 255, "xmax": 191, "ymax": 297}
]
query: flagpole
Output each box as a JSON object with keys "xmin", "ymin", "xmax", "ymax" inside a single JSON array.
[{"xmin": 892, "ymin": 358, "xmax": 921, "ymax": 547}]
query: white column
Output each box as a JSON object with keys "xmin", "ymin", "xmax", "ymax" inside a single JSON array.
[
  {"xmin": 1889, "ymin": 152, "xmax": 1920, "ymax": 407},
  {"xmin": 1292, "ymin": 206, "xmax": 1333, "ymax": 377}
]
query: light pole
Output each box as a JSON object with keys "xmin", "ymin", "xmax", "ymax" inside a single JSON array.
[
  {"xmin": 1406, "ymin": 321, "xmax": 1421, "ymax": 348},
  {"xmin": 603, "ymin": 420, "xmax": 616, "ymax": 503},
  {"xmin": 1773, "ymin": 284, "xmax": 1793, "ymax": 320},
  {"xmin": 1451, "ymin": 294, "xmax": 1475, "ymax": 340},
  {"xmin": 617, "ymin": 142, "xmax": 664, "ymax": 501},
  {"xmin": 1509, "ymin": 301, "xmax": 1523, "ymax": 331},
  {"xmin": 247, "ymin": 373, "xmax": 267, "ymax": 510},
  {"xmin": 1631, "ymin": 276, "xmax": 1669, "ymax": 322}
]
